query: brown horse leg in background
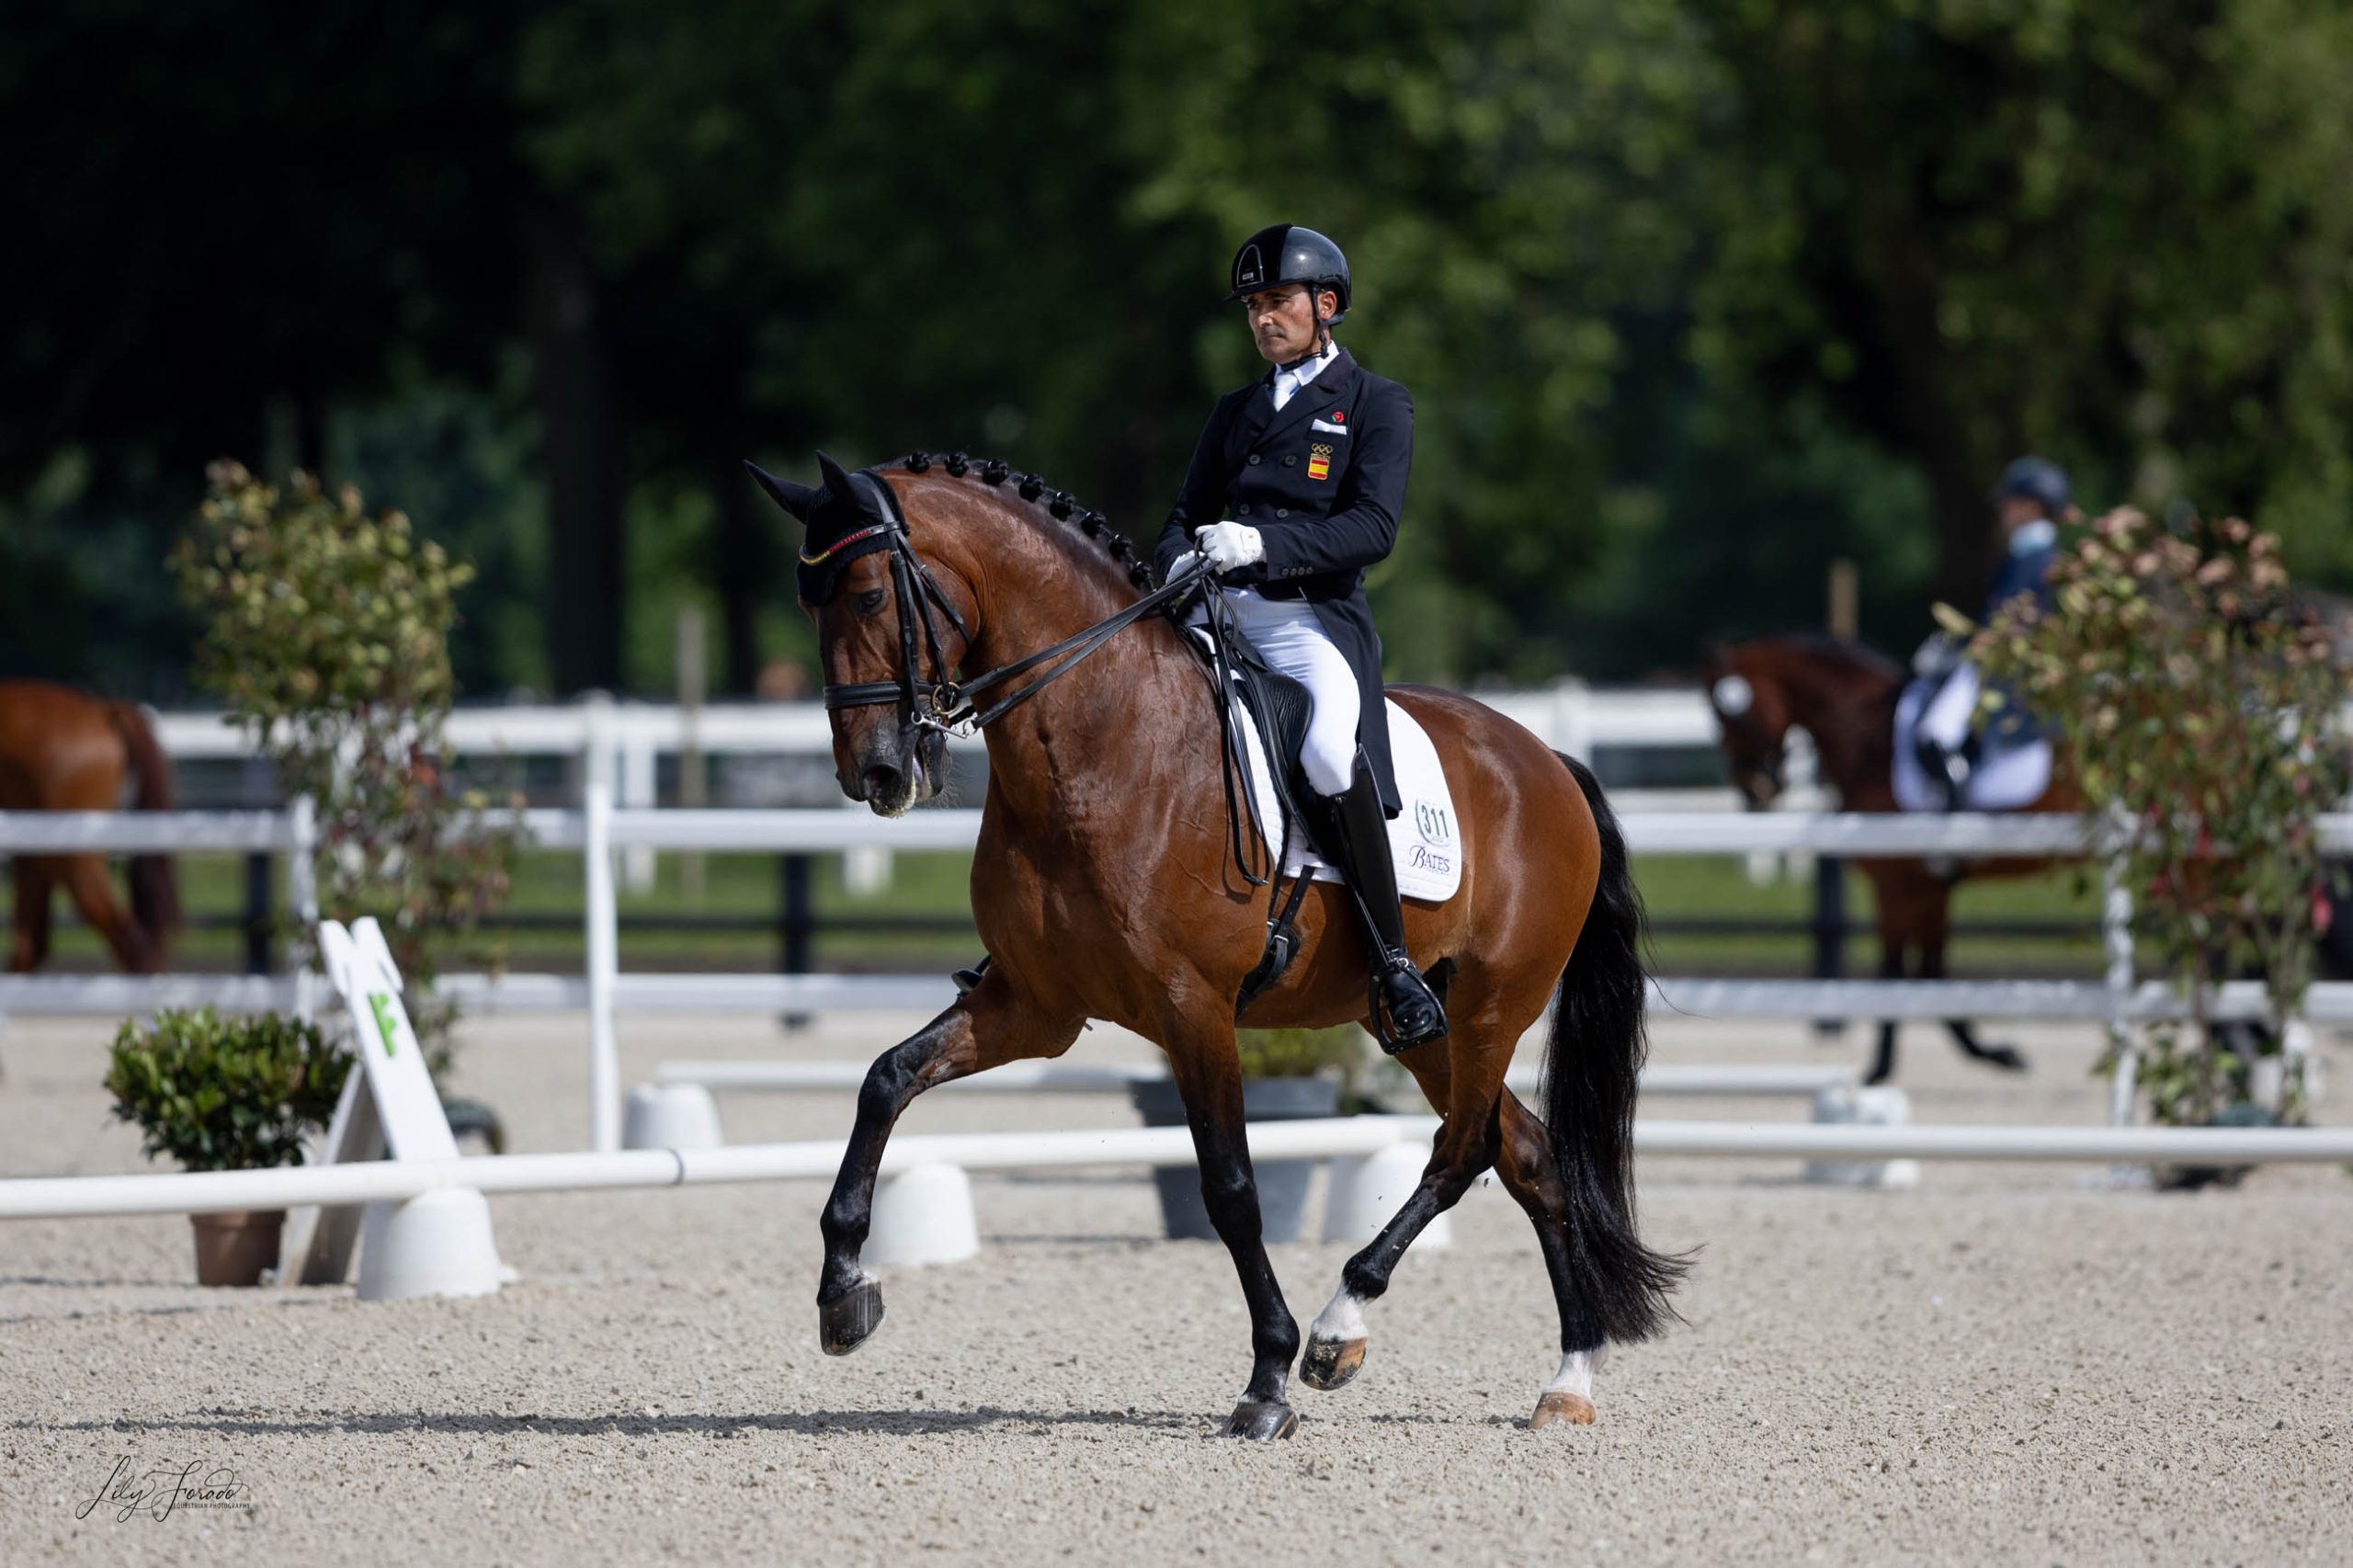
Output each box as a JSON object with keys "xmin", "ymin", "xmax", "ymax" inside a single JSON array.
[
  {"xmin": 1859, "ymin": 859, "xmax": 2026, "ymax": 1085},
  {"xmin": 0, "ymin": 683, "xmax": 179, "ymax": 974},
  {"xmin": 8, "ymin": 858, "xmax": 59, "ymax": 971},
  {"xmin": 6, "ymin": 850, "xmax": 156, "ymax": 975}
]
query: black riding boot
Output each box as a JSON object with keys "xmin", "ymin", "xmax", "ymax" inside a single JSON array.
[
  {"xmin": 1914, "ymin": 735, "xmax": 1971, "ymax": 812},
  {"xmin": 1307, "ymin": 753, "xmax": 1447, "ymax": 1053}
]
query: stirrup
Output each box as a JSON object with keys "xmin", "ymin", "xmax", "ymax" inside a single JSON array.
[
  {"xmin": 951, "ymin": 956, "xmax": 991, "ymax": 994},
  {"xmin": 1368, "ymin": 958, "xmax": 1447, "ymax": 1055}
]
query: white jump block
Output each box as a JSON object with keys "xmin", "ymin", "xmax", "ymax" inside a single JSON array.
[
  {"xmin": 622, "ymin": 1083, "xmax": 725, "ymax": 1151},
  {"xmin": 1322, "ymin": 1140, "xmax": 1451, "ymax": 1250},
  {"xmin": 865, "ymin": 1163, "xmax": 980, "ymax": 1267},
  {"xmin": 357, "ymin": 1188, "xmax": 506, "ymax": 1301},
  {"xmin": 1805, "ymin": 1085, "xmax": 1920, "ymax": 1188}
]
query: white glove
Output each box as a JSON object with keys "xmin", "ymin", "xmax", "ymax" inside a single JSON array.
[{"xmin": 1195, "ymin": 520, "xmax": 1266, "ymax": 574}]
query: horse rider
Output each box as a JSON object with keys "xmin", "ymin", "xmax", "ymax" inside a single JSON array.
[
  {"xmin": 1149, "ymin": 223, "xmax": 1447, "ymax": 1051},
  {"xmin": 1912, "ymin": 455, "xmax": 2073, "ymax": 808}
]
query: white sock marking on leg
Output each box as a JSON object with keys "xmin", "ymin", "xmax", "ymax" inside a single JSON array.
[
  {"xmin": 1545, "ymin": 1347, "xmax": 1600, "ymax": 1399},
  {"xmin": 1310, "ymin": 1289, "xmax": 1366, "ymax": 1344}
]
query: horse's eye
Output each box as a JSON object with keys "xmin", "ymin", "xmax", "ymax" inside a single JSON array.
[{"xmin": 854, "ymin": 589, "xmax": 887, "ymax": 615}]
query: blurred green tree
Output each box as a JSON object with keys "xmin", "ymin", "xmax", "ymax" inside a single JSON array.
[
  {"xmin": 1693, "ymin": 0, "xmax": 2353, "ymax": 608},
  {"xmin": 6, "ymin": 0, "xmax": 2350, "ymax": 702}
]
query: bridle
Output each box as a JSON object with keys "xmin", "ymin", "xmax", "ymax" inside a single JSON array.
[
  {"xmin": 814, "ymin": 469, "xmax": 1267, "ymax": 886},
  {"xmin": 815, "ymin": 469, "xmax": 1214, "ymax": 739}
]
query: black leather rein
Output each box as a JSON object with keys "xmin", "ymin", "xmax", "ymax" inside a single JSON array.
[
  {"xmin": 820, "ymin": 473, "xmax": 1271, "ymax": 887},
  {"xmin": 820, "ymin": 475, "xmax": 1215, "ymax": 738}
]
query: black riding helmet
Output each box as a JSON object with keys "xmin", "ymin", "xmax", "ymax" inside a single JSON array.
[
  {"xmin": 1992, "ymin": 455, "xmax": 2072, "ymax": 516},
  {"xmin": 1225, "ymin": 223, "xmax": 1351, "ymax": 328}
]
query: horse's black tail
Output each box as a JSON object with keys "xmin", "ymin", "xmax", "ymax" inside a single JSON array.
[
  {"xmin": 1542, "ymin": 751, "xmax": 1688, "ymax": 1343},
  {"xmin": 108, "ymin": 700, "xmax": 183, "ymax": 950}
]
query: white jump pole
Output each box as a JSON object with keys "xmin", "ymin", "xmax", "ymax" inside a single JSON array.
[
  {"xmin": 648, "ymin": 1060, "xmax": 1859, "ymax": 1099},
  {"xmin": 584, "ymin": 781, "xmax": 620, "ymax": 1153},
  {"xmin": 10, "ymin": 1119, "xmax": 2353, "ymax": 1223}
]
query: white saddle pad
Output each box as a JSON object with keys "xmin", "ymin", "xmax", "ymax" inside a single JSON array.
[
  {"xmin": 1199, "ymin": 649, "xmax": 1462, "ymax": 903},
  {"xmin": 1891, "ymin": 679, "xmax": 2053, "ymax": 812}
]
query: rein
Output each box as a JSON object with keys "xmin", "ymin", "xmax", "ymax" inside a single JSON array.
[
  {"xmin": 820, "ymin": 474, "xmax": 1268, "ymax": 886},
  {"xmin": 820, "ymin": 472, "xmax": 1215, "ymax": 736}
]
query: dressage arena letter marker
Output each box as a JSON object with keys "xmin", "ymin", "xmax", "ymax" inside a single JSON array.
[{"xmin": 278, "ymin": 918, "xmax": 503, "ymax": 1294}]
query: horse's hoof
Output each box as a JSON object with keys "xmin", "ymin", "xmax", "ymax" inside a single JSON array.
[
  {"xmin": 1299, "ymin": 1335, "xmax": 1366, "ymax": 1392},
  {"xmin": 818, "ymin": 1277, "xmax": 886, "ymax": 1357},
  {"xmin": 1529, "ymin": 1390, "xmax": 1596, "ymax": 1429},
  {"xmin": 1223, "ymin": 1398, "xmax": 1299, "ymax": 1441},
  {"xmin": 1983, "ymin": 1045, "xmax": 2028, "ymax": 1072}
]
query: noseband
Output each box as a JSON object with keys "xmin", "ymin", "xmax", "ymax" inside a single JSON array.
[{"xmin": 818, "ymin": 471, "xmax": 1212, "ymax": 737}]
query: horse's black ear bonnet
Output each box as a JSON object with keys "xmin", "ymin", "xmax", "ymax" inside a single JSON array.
[{"xmin": 747, "ymin": 450, "xmax": 907, "ymax": 607}]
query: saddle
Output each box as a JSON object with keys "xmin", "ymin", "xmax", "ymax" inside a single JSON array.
[
  {"xmin": 1184, "ymin": 614, "xmax": 1322, "ymax": 1017},
  {"xmin": 1181, "ymin": 601, "xmax": 1466, "ymax": 1028}
]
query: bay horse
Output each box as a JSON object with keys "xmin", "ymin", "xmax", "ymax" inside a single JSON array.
[
  {"xmin": 0, "ymin": 680, "xmax": 182, "ymax": 973},
  {"xmin": 1701, "ymin": 634, "xmax": 2079, "ymax": 1084},
  {"xmin": 749, "ymin": 450, "xmax": 1683, "ymax": 1439}
]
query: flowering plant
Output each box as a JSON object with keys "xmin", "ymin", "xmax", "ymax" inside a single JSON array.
[
  {"xmin": 1946, "ymin": 508, "xmax": 2349, "ymax": 1126},
  {"xmin": 175, "ymin": 462, "xmax": 518, "ymax": 1075}
]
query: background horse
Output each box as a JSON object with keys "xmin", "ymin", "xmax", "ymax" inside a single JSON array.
[
  {"xmin": 751, "ymin": 450, "xmax": 1685, "ymax": 1440},
  {"xmin": 1701, "ymin": 634, "xmax": 2077, "ymax": 1084},
  {"xmin": 0, "ymin": 679, "xmax": 181, "ymax": 973}
]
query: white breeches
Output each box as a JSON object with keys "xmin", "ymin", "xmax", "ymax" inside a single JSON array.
[
  {"xmin": 1195, "ymin": 587, "xmax": 1361, "ymax": 797},
  {"xmin": 1917, "ymin": 660, "xmax": 1982, "ymax": 750}
]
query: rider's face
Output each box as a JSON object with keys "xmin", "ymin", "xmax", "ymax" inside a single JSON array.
[
  {"xmin": 1243, "ymin": 284, "xmax": 1335, "ymax": 364},
  {"xmin": 1996, "ymin": 494, "xmax": 2046, "ymax": 535}
]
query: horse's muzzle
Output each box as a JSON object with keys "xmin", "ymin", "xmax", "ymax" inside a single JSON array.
[{"xmin": 848, "ymin": 731, "xmax": 948, "ymax": 817}]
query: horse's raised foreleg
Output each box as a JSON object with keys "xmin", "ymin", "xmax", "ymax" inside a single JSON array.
[
  {"xmin": 815, "ymin": 973, "xmax": 1080, "ymax": 1355},
  {"xmin": 1302, "ymin": 1046, "xmax": 1499, "ymax": 1394},
  {"xmin": 1164, "ymin": 1018, "xmax": 1302, "ymax": 1440}
]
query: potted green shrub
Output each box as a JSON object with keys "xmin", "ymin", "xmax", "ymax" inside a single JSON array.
[
  {"xmin": 1131, "ymin": 1026, "xmax": 1359, "ymax": 1242},
  {"xmin": 104, "ymin": 1007, "xmax": 352, "ymax": 1286}
]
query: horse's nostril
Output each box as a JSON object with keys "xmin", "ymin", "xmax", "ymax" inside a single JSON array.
[{"xmin": 862, "ymin": 765, "xmax": 901, "ymax": 799}]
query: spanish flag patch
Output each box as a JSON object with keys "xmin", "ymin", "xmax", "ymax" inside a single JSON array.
[{"xmin": 1307, "ymin": 442, "xmax": 1333, "ymax": 482}]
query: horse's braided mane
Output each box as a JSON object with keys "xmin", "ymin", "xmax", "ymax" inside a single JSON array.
[{"xmin": 899, "ymin": 449, "xmax": 1153, "ymax": 591}]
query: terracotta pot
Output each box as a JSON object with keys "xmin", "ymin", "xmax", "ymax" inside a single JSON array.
[{"xmin": 190, "ymin": 1209, "xmax": 286, "ymax": 1287}]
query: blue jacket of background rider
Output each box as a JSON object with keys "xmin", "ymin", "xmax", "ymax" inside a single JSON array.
[{"xmin": 1979, "ymin": 517, "xmax": 2060, "ymax": 745}]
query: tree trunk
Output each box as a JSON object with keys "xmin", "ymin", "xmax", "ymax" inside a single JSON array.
[
  {"xmin": 1858, "ymin": 221, "xmax": 1999, "ymax": 616},
  {"xmin": 525, "ymin": 210, "xmax": 625, "ymax": 695}
]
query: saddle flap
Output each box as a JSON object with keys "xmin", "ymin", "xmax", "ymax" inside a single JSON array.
[{"xmin": 1182, "ymin": 626, "xmax": 1462, "ymax": 903}]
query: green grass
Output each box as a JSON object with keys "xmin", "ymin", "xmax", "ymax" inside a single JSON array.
[{"xmin": 11, "ymin": 846, "xmax": 2109, "ymax": 977}]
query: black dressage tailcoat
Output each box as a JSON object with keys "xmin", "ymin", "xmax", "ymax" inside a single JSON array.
[{"xmin": 1152, "ymin": 347, "xmax": 1414, "ymax": 813}]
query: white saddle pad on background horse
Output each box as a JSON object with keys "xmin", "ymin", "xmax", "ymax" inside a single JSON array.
[
  {"xmin": 1890, "ymin": 679, "xmax": 2053, "ymax": 812},
  {"xmin": 1228, "ymin": 691, "xmax": 1464, "ymax": 903}
]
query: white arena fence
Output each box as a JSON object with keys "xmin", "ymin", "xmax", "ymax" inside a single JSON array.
[
  {"xmin": 6, "ymin": 796, "xmax": 2353, "ymax": 1153},
  {"xmin": 144, "ymin": 686, "xmax": 1734, "ymax": 775},
  {"xmin": 143, "ymin": 688, "xmax": 1806, "ymax": 893}
]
